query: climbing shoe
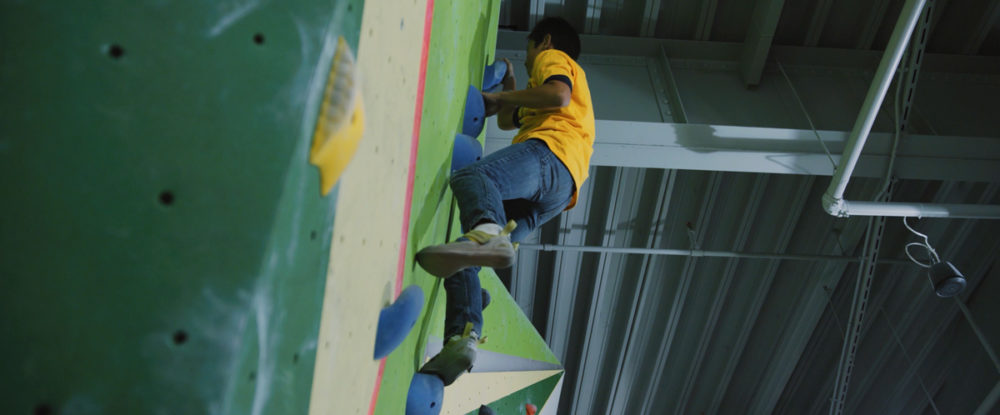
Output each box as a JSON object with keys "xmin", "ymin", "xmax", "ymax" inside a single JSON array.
[
  {"xmin": 415, "ymin": 220, "xmax": 517, "ymax": 278},
  {"xmin": 418, "ymin": 323, "xmax": 485, "ymax": 386}
]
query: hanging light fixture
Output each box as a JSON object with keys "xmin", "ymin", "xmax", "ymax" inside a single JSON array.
[
  {"xmin": 903, "ymin": 217, "xmax": 967, "ymax": 298},
  {"xmin": 928, "ymin": 261, "xmax": 966, "ymax": 298}
]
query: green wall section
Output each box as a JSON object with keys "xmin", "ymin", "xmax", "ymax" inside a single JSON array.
[
  {"xmin": 377, "ymin": 0, "xmax": 561, "ymax": 413},
  {"xmin": 0, "ymin": 1, "xmax": 362, "ymax": 414},
  {"xmin": 432, "ymin": 268, "xmax": 561, "ymax": 365},
  {"xmin": 474, "ymin": 372, "xmax": 562, "ymax": 415},
  {"xmin": 375, "ymin": 0, "xmax": 502, "ymax": 412}
]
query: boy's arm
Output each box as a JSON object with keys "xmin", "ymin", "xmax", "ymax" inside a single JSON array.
[
  {"xmin": 494, "ymin": 59, "xmax": 519, "ymax": 130},
  {"xmin": 486, "ymin": 80, "xmax": 571, "ymax": 111}
]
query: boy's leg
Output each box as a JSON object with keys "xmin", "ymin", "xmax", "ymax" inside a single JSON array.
[
  {"xmin": 431, "ymin": 147, "xmax": 573, "ymax": 337},
  {"xmin": 442, "ymin": 266, "xmax": 483, "ymax": 338},
  {"xmin": 450, "ymin": 139, "xmax": 556, "ymax": 231},
  {"xmin": 416, "ymin": 265, "xmax": 483, "ymax": 386},
  {"xmin": 416, "ymin": 139, "xmax": 564, "ymax": 278},
  {"xmin": 418, "ymin": 139, "xmax": 574, "ymax": 385}
]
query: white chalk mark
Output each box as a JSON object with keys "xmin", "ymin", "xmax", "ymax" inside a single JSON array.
[
  {"xmin": 250, "ymin": 282, "xmax": 274, "ymax": 415},
  {"xmin": 208, "ymin": 0, "xmax": 263, "ymax": 37}
]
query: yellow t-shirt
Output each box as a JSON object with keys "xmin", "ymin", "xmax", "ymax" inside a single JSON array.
[{"xmin": 512, "ymin": 49, "xmax": 595, "ymax": 210}]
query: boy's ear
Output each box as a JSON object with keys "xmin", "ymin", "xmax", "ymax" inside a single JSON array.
[{"xmin": 541, "ymin": 34, "xmax": 553, "ymax": 50}]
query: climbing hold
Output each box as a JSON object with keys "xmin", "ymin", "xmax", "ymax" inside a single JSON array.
[
  {"xmin": 462, "ymin": 85, "xmax": 486, "ymax": 137},
  {"xmin": 406, "ymin": 372, "xmax": 444, "ymax": 415},
  {"xmin": 478, "ymin": 404, "xmax": 497, "ymax": 415},
  {"xmin": 482, "ymin": 60, "xmax": 507, "ymax": 91},
  {"xmin": 525, "ymin": 403, "xmax": 538, "ymax": 415},
  {"xmin": 373, "ymin": 285, "xmax": 425, "ymax": 359},
  {"xmin": 309, "ymin": 36, "xmax": 365, "ymax": 196},
  {"xmin": 451, "ymin": 133, "xmax": 483, "ymax": 173},
  {"xmin": 481, "ymin": 288, "xmax": 491, "ymax": 310}
]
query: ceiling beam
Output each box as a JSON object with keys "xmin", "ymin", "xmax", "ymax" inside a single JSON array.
[
  {"xmin": 485, "ymin": 121, "xmax": 1000, "ymax": 182},
  {"xmin": 963, "ymin": 0, "xmax": 1000, "ymax": 55},
  {"xmin": 606, "ymin": 171, "xmax": 675, "ymax": 415},
  {"xmin": 803, "ymin": 0, "xmax": 834, "ymax": 46},
  {"xmin": 496, "ymin": 30, "xmax": 1000, "ymax": 74},
  {"xmin": 529, "ymin": 0, "xmax": 545, "ymax": 29},
  {"xmin": 802, "ymin": 182, "xmax": 958, "ymax": 415},
  {"xmin": 674, "ymin": 175, "xmax": 767, "ymax": 414},
  {"xmin": 741, "ymin": 0, "xmax": 787, "ymax": 86},
  {"xmin": 640, "ymin": 0, "xmax": 662, "ymax": 37},
  {"xmin": 694, "ymin": 0, "xmax": 718, "ymax": 41},
  {"xmin": 974, "ymin": 381, "xmax": 1000, "ymax": 415},
  {"xmin": 639, "ymin": 172, "xmax": 723, "ymax": 415},
  {"xmin": 706, "ymin": 176, "xmax": 815, "ymax": 414},
  {"xmin": 585, "ymin": 0, "xmax": 603, "ymax": 34},
  {"xmin": 570, "ymin": 166, "xmax": 625, "ymax": 415},
  {"xmin": 896, "ymin": 0, "xmax": 935, "ymax": 133},
  {"xmin": 845, "ymin": 187, "xmax": 995, "ymax": 414},
  {"xmin": 650, "ymin": 45, "xmax": 688, "ymax": 123},
  {"xmin": 856, "ymin": 0, "xmax": 891, "ymax": 50}
]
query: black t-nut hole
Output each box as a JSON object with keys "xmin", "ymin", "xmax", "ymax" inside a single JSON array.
[
  {"xmin": 34, "ymin": 404, "xmax": 53, "ymax": 415},
  {"xmin": 173, "ymin": 330, "xmax": 188, "ymax": 345},
  {"xmin": 253, "ymin": 33, "xmax": 265, "ymax": 45},
  {"xmin": 159, "ymin": 191, "xmax": 175, "ymax": 206},
  {"xmin": 108, "ymin": 44, "xmax": 125, "ymax": 59}
]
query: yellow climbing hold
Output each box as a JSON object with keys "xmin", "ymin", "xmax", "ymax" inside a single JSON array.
[{"xmin": 310, "ymin": 36, "xmax": 365, "ymax": 196}]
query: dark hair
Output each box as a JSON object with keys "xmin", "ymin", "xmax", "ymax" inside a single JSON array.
[{"xmin": 527, "ymin": 17, "xmax": 581, "ymax": 60}]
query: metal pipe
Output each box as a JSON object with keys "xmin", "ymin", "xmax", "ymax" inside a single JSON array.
[
  {"xmin": 518, "ymin": 243, "xmax": 913, "ymax": 265},
  {"xmin": 822, "ymin": 0, "xmax": 927, "ymax": 218},
  {"xmin": 841, "ymin": 201, "xmax": 1000, "ymax": 219},
  {"xmin": 825, "ymin": 0, "xmax": 926, "ymax": 202}
]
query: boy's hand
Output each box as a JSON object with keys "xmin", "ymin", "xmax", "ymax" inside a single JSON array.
[
  {"xmin": 500, "ymin": 58, "xmax": 516, "ymax": 91},
  {"xmin": 483, "ymin": 92, "xmax": 501, "ymax": 117}
]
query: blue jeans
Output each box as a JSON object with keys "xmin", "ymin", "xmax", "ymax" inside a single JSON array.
[{"xmin": 443, "ymin": 139, "xmax": 575, "ymax": 338}]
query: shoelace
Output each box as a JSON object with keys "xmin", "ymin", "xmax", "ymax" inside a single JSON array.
[
  {"xmin": 463, "ymin": 220, "xmax": 517, "ymax": 246},
  {"xmin": 448, "ymin": 322, "xmax": 488, "ymax": 346}
]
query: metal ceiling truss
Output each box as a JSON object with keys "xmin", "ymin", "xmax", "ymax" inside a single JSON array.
[
  {"xmin": 606, "ymin": 169, "xmax": 675, "ymax": 415},
  {"xmin": 741, "ymin": 0, "xmax": 786, "ymax": 86},
  {"xmin": 485, "ymin": 122, "xmax": 1000, "ymax": 183},
  {"xmin": 829, "ymin": 207, "xmax": 890, "ymax": 415},
  {"xmin": 857, "ymin": 0, "xmax": 892, "ymax": 50},
  {"xmin": 706, "ymin": 176, "xmax": 815, "ymax": 414},
  {"xmin": 841, "ymin": 184, "xmax": 997, "ymax": 413},
  {"xmin": 962, "ymin": 0, "xmax": 1000, "ymax": 55},
  {"xmin": 673, "ymin": 175, "xmax": 768, "ymax": 414},
  {"xmin": 495, "ymin": 29, "xmax": 1000, "ymax": 74},
  {"xmin": 799, "ymin": 181, "xmax": 967, "ymax": 415},
  {"xmin": 640, "ymin": 0, "xmax": 661, "ymax": 37},
  {"xmin": 571, "ymin": 166, "xmax": 627, "ymax": 415},
  {"xmin": 803, "ymin": 0, "xmax": 834, "ymax": 47},
  {"xmin": 694, "ymin": 0, "xmax": 718, "ymax": 41},
  {"xmin": 639, "ymin": 172, "xmax": 722, "ymax": 414}
]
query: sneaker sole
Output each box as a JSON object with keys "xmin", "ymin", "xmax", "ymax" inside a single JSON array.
[{"xmin": 416, "ymin": 248, "xmax": 515, "ymax": 278}]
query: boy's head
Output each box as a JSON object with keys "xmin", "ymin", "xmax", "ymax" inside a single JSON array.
[{"xmin": 525, "ymin": 17, "xmax": 580, "ymax": 69}]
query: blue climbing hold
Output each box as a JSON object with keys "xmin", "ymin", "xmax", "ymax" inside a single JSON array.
[
  {"xmin": 406, "ymin": 373, "xmax": 444, "ymax": 415},
  {"xmin": 451, "ymin": 133, "xmax": 483, "ymax": 173},
  {"xmin": 462, "ymin": 85, "xmax": 486, "ymax": 137},
  {"xmin": 373, "ymin": 285, "xmax": 425, "ymax": 359},
  {"xmin": 482, "ymin": 60, "xmax": 507, "ymax": 91},
  {"xmin": 481, "ymin": 288, "xmax": 491, "ymax": 310}
]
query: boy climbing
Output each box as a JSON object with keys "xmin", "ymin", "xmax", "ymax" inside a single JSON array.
[{"xmin": 415, "ymin": 17, "xmax": 595, "ymax": 385}]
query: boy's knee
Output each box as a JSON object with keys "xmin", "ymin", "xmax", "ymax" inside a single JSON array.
[{"xmin": 450, "ymin": 165, "xmax": 480, "ymax": 185}]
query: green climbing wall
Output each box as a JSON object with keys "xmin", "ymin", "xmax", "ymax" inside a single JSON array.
[
  {"xmin": 482, "ymin": 372, "xmax": 562, "ymax": 414},
  {"xmin": 0, "ymin": 1, "xmax": 363, "ymax": 414},
  {"xmin": 374, "ymin": 0, "xmax": 563, "ymax": 413}
]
